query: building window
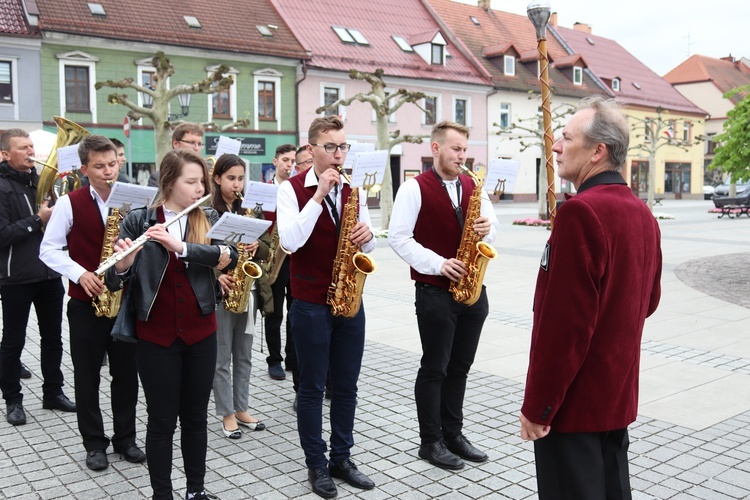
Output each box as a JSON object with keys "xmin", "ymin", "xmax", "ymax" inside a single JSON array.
[
  {"xmin": 644, "ymin": 119, "xmax": 653, "ymax": 143},
  {"xmin": 424, "ymin": 96, "xmax": 437, "ymax": 125},
  {"xmin": 455, "ymin": 99, "xmax": 467, "ymax": 125},
  {"xmin": 258, "ymin": 81, "xmax": 275, "ymax": 120},
  {"xmin": 504, "ymin": 55, "xmax": 515, "ymax": 76},
  {"xmin": 612, "ymin": 78, "xmax": 620, "ymax": 92},
  {"xmin": 212, "ymin": 88, "xmax": 230, "ymax": 119},
  {"xmin": 499, "ymin": 103, "xmax": 511, "ymax": 128},
  {"xmin": 141, "ymin": 71, "xmax": 155, "ymax": 90},
  {"xmin": 682, "ymin": 121, "xmax": 692, "ymax": 143},
  {"xmin": 0, "ymin": 61, "xmax": 12, "ymax": 103},
  {"xmin": 323, "ymin": 86, "xmax": 339, "ymax": 116},
  {"xmin": 573, "ymin": 66, "xmax": 583, "ymax": 85},
  {"xmin": 431, "ymin": 44, "xmax": 443, "ymax": 65},
  {"xmin": 706, "ymin": 133, "xmax": 717, "ymax": 155},
  {"xmin": 65, "ymin": 65, "xmax": 90, "ymax": 112}
]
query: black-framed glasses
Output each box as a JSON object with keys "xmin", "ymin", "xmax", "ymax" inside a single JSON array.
[
  {"xmin": 297, "ymin": 159, "xmax": 314, "ymax": 166},
  {"xmin": 310, "ymin": 143, "xmax": 351, "ymax": 154},
  {"xmin": 179, "ymin": 139, "xmax": 204, "ymax": 148}
]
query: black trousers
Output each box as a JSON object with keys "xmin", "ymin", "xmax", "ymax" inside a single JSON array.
[
  {"xmin": 534, "ymin": 429, "xmax": 632, "ymax": 500},
  {"xmin": 0, "ymin": 279, "xmax": 66, "ymax": 405},
  {"xmin": 137, "ymin": 334, "xmax": 216, "ymax": 499},
  {"xmin": 265, "ymin": 259, "xmax": 296, "ymax": 373},
  {"xmin": 67, "ymin": 298, "xmax": 138, "ymax": 451},
  {"xmin": 414, "ymin": 283, "xmax": 488, "ymax": 443}
]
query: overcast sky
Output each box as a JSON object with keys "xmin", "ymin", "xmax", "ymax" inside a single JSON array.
[{"xmin": 452, "ymin": 0, "xmax": 748, "ymax": 76}]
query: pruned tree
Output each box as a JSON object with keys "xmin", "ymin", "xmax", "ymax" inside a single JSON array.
[
  {"xmin": 630, "ymin": 107, "xmax": 704, "ymax": 211},
  {"xmin": 315, "ymin": 68, "xmax": 428, "ymax": 229},
  {"xmin": 710, "ymin": 85, "xmax": 750, "ymax": 193},
  {"xmin": 95, "ymin": 51, "xmax": 249, "ymax": 167},
  {"xmin": 495, "ymin": 96, "xmax": 574, "ymax": 219}
]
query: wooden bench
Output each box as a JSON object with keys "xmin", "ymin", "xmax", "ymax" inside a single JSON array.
[{"xmin": 717, "ymin": 205, "xmax": 750, "ymax": 219}]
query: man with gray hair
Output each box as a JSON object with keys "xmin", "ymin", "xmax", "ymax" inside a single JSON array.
[{"xmin": 520, "ymin": 97, "xmax": 662, "ymax": 499}]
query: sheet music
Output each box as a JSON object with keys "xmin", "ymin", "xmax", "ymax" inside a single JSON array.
[
  {"xmin": 242, "ymin": 181, "xmax": 278, "ymax": 212},
  {"xmin": 56, "ymin": 145, "xmax": 80, "ymax": 174},
  {"xmin": 486, "ymin": 159, "xmax": 521, "ymax": 194},
  {"xmin": 206, "ymin": 212, "xmax": 272, "ymax": 244},
  {"xmin": 350, "ymin": 150, "xmax": 388, "ymax": 189},
  {"xmin": 104, "ymin": 182, "xmax": 158, "ymax": 210},
  {"xmin": 214, "ymin": 136, "xmax": 242, "ymax": 158},
  {"xmin": 342, "ymin": 142, "xmax": 375, "ymax": 170}
]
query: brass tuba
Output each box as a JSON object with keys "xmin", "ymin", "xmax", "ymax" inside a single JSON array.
[
  {"xmin": 36, "ymin": 116, "xmax": 90, "ymax": 209},
  {"xmin": 223, "ymin": 193, "xmax": 264, "ymax": 313},
  {"xmin": 448, "ymin": 165, "xmax": 498, "ymax": 306},
  {"xmin": 326, "ymin": 168, "xmax": 377, "ymax": 318}
]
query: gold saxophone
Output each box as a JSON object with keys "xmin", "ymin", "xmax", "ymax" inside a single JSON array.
[
  {"xmin": 263, "ymin": 223, "xmax": 291, "ymax": 286},
  {"xmin": 93, "ymin": 206, "xmax": 124, "ymax": 318},
  {"xmin": 448, "ymin": 165, "xmax": 498, "ymax": 306},
  {"xmin": 223, "ymin": 194, "xmax": 264, "ymax": 313},
  {"xmin": 326, "ymin": 170, "xmax": 377, "ymax": 318}
]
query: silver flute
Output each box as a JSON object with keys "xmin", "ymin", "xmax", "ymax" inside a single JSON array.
[{"xmin": 94, "ymin": 194, "xmax": 211, "ymax": 275}]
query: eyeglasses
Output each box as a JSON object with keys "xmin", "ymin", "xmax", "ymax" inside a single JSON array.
[
  {"xmin": 297, "ymin": 159, "xmax": 314, "ymax": 166},
  {"xmin": 310, "ymin": 143, "xmax": 351, "ymax": 154},
  {"xmin": 178, "ymin": 139, "xmax": 204, "ymax": 148}
]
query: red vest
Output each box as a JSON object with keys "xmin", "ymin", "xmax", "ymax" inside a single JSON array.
[
  {"xmin": 287, "ymin": 173, "xmax": 352, "ymax": 304},
  {"xmin": 135, "ymin": 207, "xmax": 216, "ymax": 347},
  {"xmin": 67, "ymin": 186, "xmax": 105, "ymax": 302},
  {"xmin": 412, "ymin": 171, "xmax": 473, "ymax": 289}
]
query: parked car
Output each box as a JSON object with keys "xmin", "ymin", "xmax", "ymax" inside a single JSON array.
[
  {"xmin": 712, "ymin": 177, "xmax": 750, "ymax": 207},
  {"xmin": 703, "ymin": 184, "xmax": 715, "ymax": 200}
]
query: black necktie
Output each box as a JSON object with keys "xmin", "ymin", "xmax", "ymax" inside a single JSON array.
[{"xmin": 324, "ymin": 185, "xmax": 340, "ymax": 234}]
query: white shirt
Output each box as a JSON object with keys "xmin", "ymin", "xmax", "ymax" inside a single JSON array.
[
  {"xmin": 388, "ymin": 176, "xmax": 498, "ymax": 276},
  {"xmin": 162, "ymin": 205, "xmax": 189, "ymax": 258},
  {"xmin": 40, "ymin": 188, "xmax": 109, "ymax": 283},
  {"xmin": 277, "ymin": 167, "xmax": 376, "ymax": 254}
]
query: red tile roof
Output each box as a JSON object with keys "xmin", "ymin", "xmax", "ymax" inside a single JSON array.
[
  {"xmin": 271, "ymin": 0, "xmax": 490, "ymax": 86},
  {"xmin": 0, "ymin": 0, "xmax": 39, "ymax": 37},
  {"xmin": 553, "ymin": 25, "xmax": 706, "ymax": 116},
  {"xmin": 664, "ymin": 55, "xmax": 750, "ymax": 104},
  {"xmin": 34, "ymin": 0, "xmax": 307, "ymax": 60},
  {"xmin": 426, "ymin": 0, "xmax": 604, "ymax": 99}
]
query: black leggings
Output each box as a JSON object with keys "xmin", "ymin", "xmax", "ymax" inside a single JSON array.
[{"xmin": 136, "ymin": 334, "xmax": 217, "ymax": 499}]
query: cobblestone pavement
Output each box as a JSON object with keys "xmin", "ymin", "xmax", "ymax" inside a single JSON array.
[
  {"xmin": 1, "ymin": 200, "xmax": 749, "ymax": 499},
  {"xmin": 675, "ymin": 252, "xmax": 750, "ymax": 309}
]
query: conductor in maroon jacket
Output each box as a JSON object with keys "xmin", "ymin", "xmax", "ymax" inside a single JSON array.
[{"xmin": 520, "ymin": 97, "xmax": 662, "ymax": 500}]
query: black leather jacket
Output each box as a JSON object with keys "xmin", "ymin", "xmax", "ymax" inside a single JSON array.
[{"xmin": 104, "ymin": 206, "xmax": 238, "ymax": 321}]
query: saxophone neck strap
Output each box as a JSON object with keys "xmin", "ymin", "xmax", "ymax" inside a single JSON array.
[
  {"xmin": 432, "ymin": 167, "xmax": 464, "ymax": 230},
  {"xmin": 315, "ymin": 171, "xmax": 341, "ymax": 235}
]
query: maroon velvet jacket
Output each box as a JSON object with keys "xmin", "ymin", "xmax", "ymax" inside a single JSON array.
[{"xmin": 522, "ymin": 171, "xmax": 662, "ymax": 433}]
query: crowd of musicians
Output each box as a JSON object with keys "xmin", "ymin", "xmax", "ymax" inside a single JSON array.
[{"xmin": 0, "ymin": 97, "xmax": 662, "ymax": 500}]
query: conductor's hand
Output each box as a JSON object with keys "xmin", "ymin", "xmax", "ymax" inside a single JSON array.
[
  {"xmin": 79, "ymin": 271, "xmax": 104, "ymax": 298},
  {"xmin": 145, "ymin": 224, "xmax": 183, "ymax": 254},
  {"xmin": 350, "ymin": 221, "xmax": 373, "ymax": 246},
  {"xmin": 312, "ymin": 168, "xmax": 340, "ymax": 204},
  {"xmin": 112, "ymin": 237, "xmax": 143, "ymax": 273},
  {"xmin": 217, "ymin": 273, "xmax": 235, "ymax": 296},
  {"xmin": 440, "ymin": 258, "xmax": 467, "ymax": 282},
  {"xmin": 37, "ymin": 198, "xmax": 53, "ymax": 224},
  {"xmin": 472, "ymin": 216, "xmax": 492, "ymax": 237},
  {"xmin": 519, "ymin": 412, "xmax": 551, "ymax": 441}
]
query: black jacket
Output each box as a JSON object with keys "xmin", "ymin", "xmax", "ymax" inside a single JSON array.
[
  {"xmin": 104, "ymin": 206, "xmax": 238, "ymax": 321},
  {"xmin": 0, "ymin": 160, "xmax": 61, "ymax": 285}
]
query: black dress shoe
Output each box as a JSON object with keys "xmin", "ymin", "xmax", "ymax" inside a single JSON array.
[
  {"xmin": 329, "ymin": 459, "xmax": 375, "ymax": 490},
  {"xmin": 446, "ymin": 435, "xmax": 488, "ymax": 463},
  {"xmin": 418, "ymin": 440, "xmax": 464, "ymax": 470},
  {"xmin": 6, "ymin": 403, "xmax": 26, "ymax": 426},
  {"xmin": 42, "ymin": 394, "xmax": 76, "ymax": 412},
  {"xmin": 85, "ymin": 449, "xmax": 109, "ymax": 471},
  {"xmin": 308, "ymin": 466, "xmax": 337, "ymax": 498},
  {"xmin": 19, "ymin": 363, "xmax": 31, "ymax": 379},
  {"xmin": 116, "ymin": 442, "xmax": 146, "ymax": 463}
]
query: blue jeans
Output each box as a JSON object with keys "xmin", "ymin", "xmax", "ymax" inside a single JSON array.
[
  {"xmin": 290, "ymin": 299, "xmax": 365, "ymax": 469},
  {"xmin": 0, "ymin": 278, "xmax": 65, "ymax": 404}
]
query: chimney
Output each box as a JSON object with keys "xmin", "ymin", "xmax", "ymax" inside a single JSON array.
[
  {"xmin": 573, "ymin": 22, "xmax": 591, "ymax": 34},
  {"xmin": 477, "ymin": 0, "xmax": 490, "ymax": 11},
  {"xmin": 720, "ymin": 55, "xmax": 735, "ymax": 63},
  {"xmin": 549, "ymin": 12, "xmax": 558, "ymax": 27}
]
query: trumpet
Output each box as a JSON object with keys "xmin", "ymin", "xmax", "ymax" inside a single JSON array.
[{"xmin": 95, "ymin": 194, "xmax": 211, "ymax": 275}]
